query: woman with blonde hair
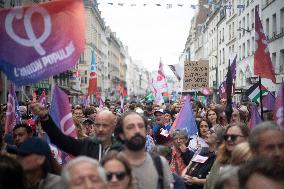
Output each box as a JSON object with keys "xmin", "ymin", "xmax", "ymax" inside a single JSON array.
[
  {"xmin": 203, "ymin": 123, "xmax": 250, "ymax": 189},
  {"xmin": 230, "ymin": 142, "xmax": 252, "ymax": 166}
]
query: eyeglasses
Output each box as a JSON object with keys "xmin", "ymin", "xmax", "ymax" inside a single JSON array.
[
  {"xmin": 106, "ymin": 171, "xmax": 127, "ymax": 181},
  {"xmin": 223, "ymin": 134, "xmax": 244, "ymax": 142}
]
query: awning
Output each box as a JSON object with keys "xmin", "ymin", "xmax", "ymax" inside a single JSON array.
[{"xmin": 59, "ymin": 86, "xmax": 84, "ymax": 96}]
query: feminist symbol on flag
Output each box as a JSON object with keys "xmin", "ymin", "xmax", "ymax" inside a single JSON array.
[
  {"xmin": 5, "ymin": 6, "xmax": 51, "ymax": 55},
  {"xmin": 59, "ymin": 113, "xmax": 76, "ymax": 136}
]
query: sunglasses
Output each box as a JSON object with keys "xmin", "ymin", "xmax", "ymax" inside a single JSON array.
[
  {"xmin": 106, "ymin": 171, "xmax": 127, "ymax": 181},
  {"xmin": 223, "ymin": 134, "xmax": 244, "ymax": 142}
]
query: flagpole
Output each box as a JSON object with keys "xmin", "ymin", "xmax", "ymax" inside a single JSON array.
[{"xmin": 258, "ymin": 76, "xmax": 264, "ymax": 120}]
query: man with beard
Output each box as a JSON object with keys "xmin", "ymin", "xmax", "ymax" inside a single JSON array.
[
  {"xmin": 249, "ymin": 121, "xmax": 284, "ymax": 163},
  {"xmin": 29, "ymin": 103, "xmax": 122, "ymax": 161},
  {"xmin": 115, "ymin": 111, "xmax": 173, "ymax": 189}
]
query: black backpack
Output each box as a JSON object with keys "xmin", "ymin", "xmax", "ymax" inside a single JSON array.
[{"xmin": 151, "ymin": 154, "xmax": 164, "ymax": 189}]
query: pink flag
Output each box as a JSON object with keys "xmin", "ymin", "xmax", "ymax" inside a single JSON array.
[
  {"xmin": 5, "ymin": 82, "xmax": 17, "ymax": 134},
  {"xmin": 273, "ymin": 83, "xmax": 284, "ymax": 129},
  {"xmin": 38, "ymin": 90, "xmax": 46, "ymax": 108}
]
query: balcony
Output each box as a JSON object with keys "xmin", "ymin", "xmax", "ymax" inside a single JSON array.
[{"xmin": 268, "ymin": 28, "xmax": 284, "ymax": 42}]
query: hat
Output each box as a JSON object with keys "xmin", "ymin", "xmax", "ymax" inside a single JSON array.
[
  {"xmin": 154, "ymin": 109, "xmax": 164, "ymax": 116},
  {"xmin": 81, "ymin": 118, "xmax": 94, "ymax": 124},
  {"xmin": 146, "ymin": 100, "xmax": 153, "ymax": 104},
  {"xmin": 135, "ymin": 108, "xmax": 144, "ymax": 114},
  {"xmin": 12, "ymin": 137, "xmax": 51, "ymax": 157}
]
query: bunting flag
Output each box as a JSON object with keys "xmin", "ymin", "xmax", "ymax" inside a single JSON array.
[
  {"xmin": 38, "ymin": 90, "xmax": 46, "ymax": 108},
  {"xmin": 262, "ymin": 91, "xmax": 275, "ymax": 111},
  {"xmin": 254, "ymin": 5, "xmax": 276, "ymax": 83},
  {"xmin": 100, "ymin": 1, "xmax": 246, "ymax": 9},
  {"xmin": 5, "ymin": 82, "xmax": 21, "ymax": 134},
  {"xmin": 168, "ymin": 64, "xmax": 182, "ymax": 81},
  {"xmin": 273, "ymin": 83, "xmax": 284, "ymax": 129},
  {"xmin": 0, "ymin": 0, "xmax": 85, "ymax": 85},
  {"xmin": 87, "ymin": 48, "xmax": 97, "ymax": 96},
  {"xmin": 50, "ymin": 86, "xmax": 77, "ymax": 138},
  {"xmin": 248, "ymin": 103, "xmax": 262, "ymax": 129},
  {"xmin": 245, "ymin": 82, "xmax": 268, "ymax": 103},
  {"xmin": 170, "ymin": 95, "xmax": 198, "ymax": 137}
]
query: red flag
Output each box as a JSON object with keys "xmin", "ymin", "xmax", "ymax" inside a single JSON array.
[
  {"xmin": 273, "ymin": 83, "xmax": 284, "ymax": 129},
  {"xmin": 117, "ymin": 82, "xmax": 127, "ymax": 97},
  {"xmin": 38, "ymin": 90, "xmax": 46, "ymax": 108},
  {"xmin": 87, "ymin": 48, "xmax": 97, "ymax": 96},
  {"xmin": 254, "ymin": 6, "xmax": 276, "ymax": 83}
]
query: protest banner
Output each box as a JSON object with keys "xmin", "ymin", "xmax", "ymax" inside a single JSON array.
[{"xmin": 183, "ymin": 60, "xmax": 209, "ymax": 90}]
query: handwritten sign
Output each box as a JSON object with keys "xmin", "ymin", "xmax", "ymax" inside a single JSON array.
[{"xmin": 183, "ymin": 60, "xmax": 209, "ymax": 90}]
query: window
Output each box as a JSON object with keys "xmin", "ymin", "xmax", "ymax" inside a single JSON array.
[
  {"xmin": 272, "ymin": 14, "xmax": 277, "ymax": 35},
  {"xmin": 281, "ymin": 8, "xmax": 284, "ymax": 32},
  {"xmin": 252, "ymin": 36, "xmax": 255, "ymax": 54},
  {"xmin": 229, "ymin": 25, "xmax": 232, "ymax": 39},
  {"xmin": 223, "ymin": 48, "xmax": 225, "ymax": 64},
  {"xmin": 280, "ymin": 50, "xmax": 284, "ymax": 73},
  {"xmin": 247, "ymin": 40, "xmax": 250, "ymax": 56},
  {"xmin": 242, "ymin": 43, "xmax": 245, "ymax": 59},
  {"xmin": 232, "ymin": 22, "xmax": 235, "ymax": 38},
  {"xmin": 266, "ymin": 18, "xmax": 270, "ymax": 38},
  {"xmin": 222, "ymin": 28, "xmax": 224, "ymax": 41},
  {"xmin": 247, "ymin": 13, "xmax": 250, "ymax": 30},
  {"xmin": 251, "ymin": 8, "xmax": 255, "ymax": 28},
  {"xmin": 272, "ymin": 52, "xmax": 276, "ymax": 70},
  {"xmin": 239, "ymin": 46, "xmax": 242, "ymax": 60}
]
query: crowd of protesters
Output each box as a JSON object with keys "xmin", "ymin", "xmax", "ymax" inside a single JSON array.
[{"xmin": 0, "ymin": 96, "xmax": 284, "ymax": 189}]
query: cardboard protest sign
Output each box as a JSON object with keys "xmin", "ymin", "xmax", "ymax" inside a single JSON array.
[{"xmin": 183, "ymin": 60, "xmax": 209, "ymax": 90}]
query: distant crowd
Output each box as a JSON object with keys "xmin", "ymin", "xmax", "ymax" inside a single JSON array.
[{"xmin": 0, "ymin": 97, "xmax": 283, "ymax": 189}]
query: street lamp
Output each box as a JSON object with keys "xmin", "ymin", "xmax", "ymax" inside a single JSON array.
[{"xmin": 237, "ymin": 27, "xmax": 251, "ymax": 33}]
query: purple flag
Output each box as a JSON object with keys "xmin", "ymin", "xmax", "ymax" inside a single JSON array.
[
  {"xmin": 262, "ymin": 91, "xmax": 275, "ymax": 111},
  {"xmin": 5, "ymin": 82, "xmax": 21, "ymax": 134},
  {"xmin": 50, "ymin": 86, "xmax": 77, "ymax": 138},
  {"xmin": 248, "ymin": 103, "xmax": 262, "ymax": 129},
  {"xmin": 0, "ymin": 0, "xmax": 85, "ymax": 85},
  {"xmin": 170, "ymin": 95, "xmax": 198, "ymax": 137},
  {"xmin": 231, "ymin": 55, "xmax": 237, "ymax": 94}
]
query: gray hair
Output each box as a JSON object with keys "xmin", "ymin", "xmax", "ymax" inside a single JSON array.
[
  {"xmin": 214, "ymin": 165, "xmax": 239, "ymax": 189},
  {"xmin": 171, "ymin": 129, "xmax": 188, "ymax": 140},
  {"xmin": 249, "ymin": 121, "xmax": 282, "ymax": 151},
  {"xmin": 61, "ymin": 156, "xmax": 107, "ymax": 187}
]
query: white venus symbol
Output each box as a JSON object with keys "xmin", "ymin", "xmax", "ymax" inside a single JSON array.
[{"xmin": 5, "ymin": 6, "xmax": 51, "ymax": 56}]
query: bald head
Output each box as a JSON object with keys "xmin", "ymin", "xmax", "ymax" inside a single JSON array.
[{"xmin": 94, "ymin": 110, "xmax": 117, "ymax": 144}]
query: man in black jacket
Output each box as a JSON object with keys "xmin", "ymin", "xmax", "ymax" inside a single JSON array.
[{"xmin": 29, "ymin": 103, "xmax": 121, "ymax": 161}]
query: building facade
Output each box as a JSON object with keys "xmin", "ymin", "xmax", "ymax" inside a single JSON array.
[{"xmin": 185, "ymin": 0, "xmax": 284, "ymax": 101}]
